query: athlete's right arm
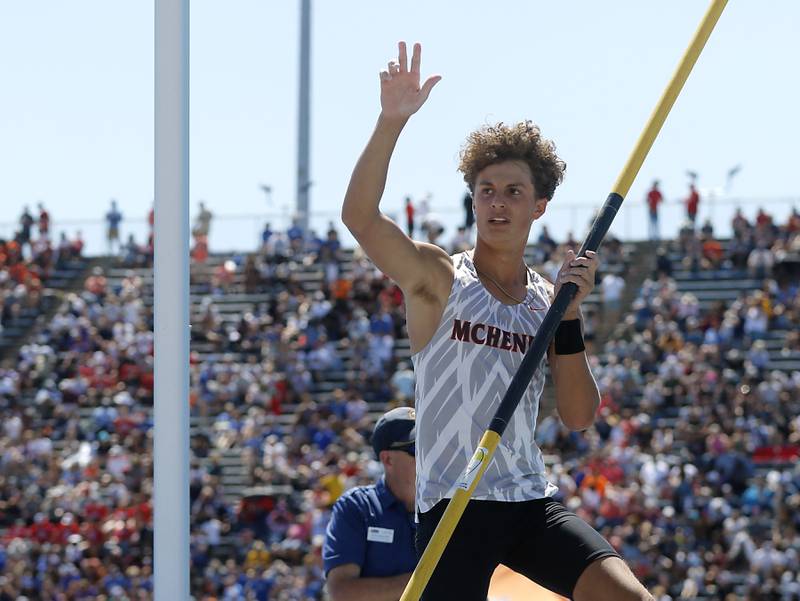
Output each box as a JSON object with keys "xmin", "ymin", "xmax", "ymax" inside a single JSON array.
[{"xmin": 342, "ymin": 41, "xmax": 446, "ymax": 294}]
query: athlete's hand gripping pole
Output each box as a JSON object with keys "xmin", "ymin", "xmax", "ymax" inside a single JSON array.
[{"xmin": 400, "ymin": 1, "xmax": 728, "ymax": 599}]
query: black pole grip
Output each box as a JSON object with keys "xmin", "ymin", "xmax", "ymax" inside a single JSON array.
[{"xmin": 488, "ymin": 193, "xmax": 623, "ymax": 435}]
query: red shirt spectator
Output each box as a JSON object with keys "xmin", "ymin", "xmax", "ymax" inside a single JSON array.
[
  {"xmin": 192, "ymin": 233, "xmax": 209, "ymax": 263},
  {"xmin": 702, "ymin": 238, "xmax": 724, "ymax": 265},
  {"xmin": 756, "ymin": 208, "xmax": 772, "ymax": 227},
  {"xmin": 38, "ymin": 205, "xmax": 50, "ymax": 235},
  {"xmin": 647, "ymin": 183, "xmax": 662, "ymax": 215},
  {"xmin": 686, "ymin": 184, "xmax": 700, "ymax": 222},
  {"xmin": 72, "ymin": 231, "xmax": 85, "ymax": 256},
  {"xmin": 404, "ymin": 196, "xmax": 415, "ymax": 237}
]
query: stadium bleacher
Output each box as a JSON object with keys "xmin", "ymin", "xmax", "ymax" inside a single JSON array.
[{"xmin": 1, "ymin": 208, "xmax": 798, "ymax": 599}]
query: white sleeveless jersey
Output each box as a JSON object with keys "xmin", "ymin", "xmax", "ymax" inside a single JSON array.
[{"xmin": 412, "ymin": 250, "xmax": 558, "ymax": 513}]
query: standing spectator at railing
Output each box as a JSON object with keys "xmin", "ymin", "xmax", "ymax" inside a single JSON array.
[
  {"xmin": 685, "ymin": 182, "xmax": 700, "ymax": 226},
  {"xmin": 193, "ymin": 201, "xmax": 213, "ymax": 240},
  {"xmin": 55, "ymin": 232, "xmax": 73, "ymax": 267},
  {"xmin": 404, "ymin": 196, "xmax": 415, "ymax": 238},
  {"xmin": 106, "ymin": 199, "xmax": 123, "ymax": 255},
  {"xmin": 463, "ymin": 191, "xmax": 475, "ymax": 231},
  {"xmin": 538, "ymin": 226, "xmax": 558, "ymax": 261},
  {"xmin": 18, "ymin": 206, "xmax": 34, "ymax": 248},
  {"xmin": 72, "ymin": 230, "xmax": 85, "ymax": 258},
  {"xmin": 37, "ymin": 202, "xmax": 50, "ymax": 238},
  {"xmin": 646, "ymin": 180, "xmax": 663, "ymax": 241},
  {"xmin": 732, "ymin": 208, "xmax": 749, "ymax": 236},
  {"xmin": 756, "ymin": 207, "xmax": 773, "ymax": 229},
  {"xmin": 287, "ymin": 217, "xmax": 304, "ymax": 243},
  {"xmin": 261, "ymin": 221, "xmax": 274, "ymax": 252}
]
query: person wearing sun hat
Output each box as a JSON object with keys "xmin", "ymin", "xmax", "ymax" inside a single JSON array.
[{"xmin": 324, "ymin": 406, "xmax": 417, "ymax": 601}]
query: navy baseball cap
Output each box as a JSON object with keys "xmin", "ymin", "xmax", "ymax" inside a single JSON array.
[{"xmin": 371, "ymin": 407, "xmax": 416, "ymax": 458}]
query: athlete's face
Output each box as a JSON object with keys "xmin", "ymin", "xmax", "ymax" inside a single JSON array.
[{"xmin": 472, "ymin": 161, "xmax": 547, "ymax": 245}]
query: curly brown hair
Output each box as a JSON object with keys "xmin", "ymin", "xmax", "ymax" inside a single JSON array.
[{"xmin": 458, "ymin": 121, "xmax": 566, "ymax": 200}]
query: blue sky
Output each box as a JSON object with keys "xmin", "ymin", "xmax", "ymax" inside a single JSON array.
[{"xmin": 1, "ymin": 1, "xmax": 798, "ymax": 254}]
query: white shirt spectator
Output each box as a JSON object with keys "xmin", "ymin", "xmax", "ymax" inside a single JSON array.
[
  {"xmin": 201, "ymin": 517, "xmax": 223, "ymax": 546},
  {"xmin": 743, "ymin": 306, "xmax": 768, "ymax": 336},
  {"xmin": 390, "ymin": 363, "xmax": 415, "ymax": 400},
  {"xmin": 4, "ymin": 414, "xmax": 22, "ymax": 440},
  {"xmin": 107, "ymin": 446, "xmax": 132, "ymax": 479},
  {"xmin": 601, "ymin": 273, "xmax": 625, "ymax": 305}
]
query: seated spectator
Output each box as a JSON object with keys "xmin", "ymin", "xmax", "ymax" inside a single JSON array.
[
  {"xmin": 747, "ymin": 242, "xmax": 775, "ymax": 278},
  {"xmin": 84, "ymin": 266, "xmax": 108, "ymax": 298}
]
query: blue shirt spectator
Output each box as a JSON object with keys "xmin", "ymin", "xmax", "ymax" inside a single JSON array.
[
  {"xmin": 287, "ymin": 219, "xmax": 304, "ymax": 242},
  {"xmin": 323, "ymin": 477, "xmax": 417, "ymax": 578},
  {"xmin": 324, "ymin": 407, "xmax": 417, "ymax": 601}
]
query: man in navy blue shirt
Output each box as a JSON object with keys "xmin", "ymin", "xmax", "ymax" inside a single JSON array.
[{"xmin": 324, "ymin": 407, "xmax": 417, "ymax": 601}]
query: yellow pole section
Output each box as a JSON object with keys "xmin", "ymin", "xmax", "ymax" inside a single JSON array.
[
  {"xmin": 612, "ymin": 0, "xmax": 728, "ymax": 197},
  {"xmin": 400, "ymin": 430, "xmax": 502, "ymax": 601}
]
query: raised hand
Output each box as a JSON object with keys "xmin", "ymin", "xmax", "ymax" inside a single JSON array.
[{"xmin": 379, "ymin": 41, "xmax": 441, "ymax": 121}]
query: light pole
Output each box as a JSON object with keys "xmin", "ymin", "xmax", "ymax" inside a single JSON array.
[{"xmin": 296, "ymin": 0, "xmax": 312, "ymax": 231}]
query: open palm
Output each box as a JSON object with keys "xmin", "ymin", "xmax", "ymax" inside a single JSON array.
[{"xmin": 380, "ymin": 41, "xmax": 441, "ymax": 120}]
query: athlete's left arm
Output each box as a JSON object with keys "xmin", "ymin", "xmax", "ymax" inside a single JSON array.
[{"xmin": 546, "ymin": 250, "xmax": 601, "ymax": 431}]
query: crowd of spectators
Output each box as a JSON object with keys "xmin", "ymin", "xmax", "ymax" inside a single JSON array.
[
  {"xmin": 0, "ymin": 216, "xmax": 409, "ymax": 599},
  {"xmin": 1, "ymin": 206, "xmax": 84, "ymax": 339},
  {"xmin": 1, "ymin": 202, "xmax": 798, "ymax": 599},
  {"xmin": 665, "ymin": 207, "xmax": 800, "ymax": 281},
  {"xmin": 534, "ymin": 208, "xmax": 800, "ymax": 599}
]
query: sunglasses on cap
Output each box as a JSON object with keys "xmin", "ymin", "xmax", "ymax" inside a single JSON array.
[{"xmin": 389, "ymin": 441, "xmax": 415, "ymax": 457}]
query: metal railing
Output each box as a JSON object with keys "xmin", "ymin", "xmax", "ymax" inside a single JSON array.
[{"xmin": 1, "ymin": 195, "xmax": 796, "ymax": 256}]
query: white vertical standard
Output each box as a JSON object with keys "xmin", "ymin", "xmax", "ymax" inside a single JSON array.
[
  {"xmin": 296, "ymin": 0, "xmax": 312, "ymax": 231},
  {"xmin": 154, "ymin": 0, "xmax": 190, "ymax": 599}
]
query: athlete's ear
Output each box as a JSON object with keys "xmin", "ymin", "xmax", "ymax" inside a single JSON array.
[{"xmin": 532, "ymin": 197, "xmax": 548, "ymax": 220}]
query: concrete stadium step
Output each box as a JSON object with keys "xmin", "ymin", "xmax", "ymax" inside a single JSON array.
[
  {"xmin": 679, "ymin": 289, "xmax": 747, "ymax": 301},
  {"xmin": 675, "ymin": 279, "xmax": 762, "ymax": 291},
  {"xmin": 672, "ymin": 269, "xmax": 750, "ymax": 281},
  {"xmin": 767, "ymin": 358, "xmax": 800, "ymax": 371},
  {"xmin": 221, "ymin": 466, "xmax": 250, "ymax": 476}
]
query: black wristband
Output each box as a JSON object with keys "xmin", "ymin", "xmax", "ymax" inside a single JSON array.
[{"xmin": 554, "ymin": 319, "xmax": 585, "ymax": 355}]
